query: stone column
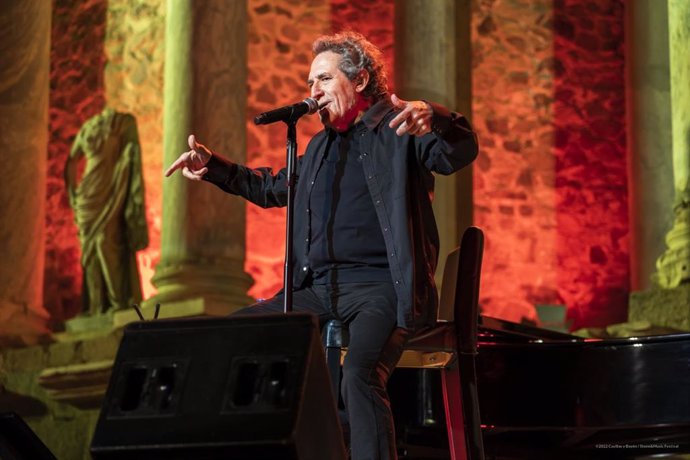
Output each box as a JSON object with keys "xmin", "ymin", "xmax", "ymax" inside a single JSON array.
[
  {"xmin": 123, "ymin": 0, "xmax": 253, "ymax": 324},
  {"xmin": 652, "ymin": 0, "xmax": 690, "ymax": 289},
  {"xmin": 394, "ymin": 0, "xmax": 473, "ymax": 286},
  {"xmin": 628, "ymin": 0, "xmax": 690, "ymax": 330},
  {"xmin": 0, "ymin": 0, "xmax": 51, "ymax": 345},
  {"xmin": 625, "ymin": 0, "xmax": 674, "ymax": 290}
]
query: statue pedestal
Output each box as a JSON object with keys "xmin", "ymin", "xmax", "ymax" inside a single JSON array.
[
  {"xmin": 63, "ymin": 290, "xmax": 251, "ymax": 339},
  {"xmin": 112, "ymin": 296, "xmax": 247, "ymax": 328},
  {"xmin": 628, "ymin": 283, "xmax": 690, "ymax": 331},
  {"xmin": 64, "ymin": 314, "xmax": 115, "ymax": 335},
  {"xmin": 0, "ymin": 328, "xmax": 123, "ymax": 459}
]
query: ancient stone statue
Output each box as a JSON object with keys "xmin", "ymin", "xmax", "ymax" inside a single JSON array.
[
  {"xmin": 64, "ymin": 107, "xmax": 148, "ymax": 315},
  {"xmin": 653, "ymin": 180, "xmax": 690, "ymax": 289}
]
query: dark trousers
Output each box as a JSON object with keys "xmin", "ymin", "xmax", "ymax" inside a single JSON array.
[{"xmin": 236, "ymin": 282, "xmax": 408, "ymax": 460}]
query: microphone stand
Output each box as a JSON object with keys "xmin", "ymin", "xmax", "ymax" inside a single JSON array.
[
  {"xmin": 283, "ymin": 120, "xmax": 297, "ymax": 314},
  {"xmin": 254, "ymin": 100, "xmax": 318, "ymax": 314}
]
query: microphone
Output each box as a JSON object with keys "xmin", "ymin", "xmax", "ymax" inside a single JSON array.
[{"xmin": 254, "ymin": 98, "xmax": 320, "ymax": 125}]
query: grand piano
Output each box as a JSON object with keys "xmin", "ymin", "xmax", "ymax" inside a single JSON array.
[{"xmin": 393, "ymin": 316, "xmax": 690, "ymax": 459}]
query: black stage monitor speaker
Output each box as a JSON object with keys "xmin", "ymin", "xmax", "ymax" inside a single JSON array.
[
  {"xmin": 90, "ymin": 313, "xmax": 346, "ymax": 460},
  {"xmin": 0, "ymin": 412, "xmax": 56, "ymax": 460}
]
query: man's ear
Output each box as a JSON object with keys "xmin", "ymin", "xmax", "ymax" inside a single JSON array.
[{"xmin": 355, "ymin": 70, "xmax": 370, "ymax": 93}]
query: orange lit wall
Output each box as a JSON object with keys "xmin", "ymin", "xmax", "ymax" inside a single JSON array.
[
  {"xmin": 245, "ymin": 0, "xmax": 395, "ymax": 300},
  {"xmin": 473, "ymin": 0, "xmax": 628, "ymax": 329},
  {"xmin": 44, "ymin": 0, "xmax": 628, "ymax": 330},
  {"xmin": 552, "ymin": 0, "xmax": 628, "ymax": 328},
  {"xmin": 472, "ymin": 0, "xmax": 559, "ymax": 324}
]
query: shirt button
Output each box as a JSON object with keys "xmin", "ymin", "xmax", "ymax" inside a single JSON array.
[
  {"xmin": 368, "ymin": 175, "xmax": 373, "ymax": 179},
  {"xmin": 305, "ymin": 238, "xmax": 309, "ymax": 242},
  {"xmin": 376, "ymin": 200, "xmax": 381, "ymax": 205},
  {"xmin": 311, "ymin": 180, "xmax": 315, "ymax": 185},
  {"xmin": 395, "ymin": 280, "xmax": 400, "ymax": 285},
  {"xmin": 384, "ymin": 227, "xmax": 389, "ymax": 232},
  {"xmin": 302, "ymin": 266, "xmax": 308, "ymax": 272}
]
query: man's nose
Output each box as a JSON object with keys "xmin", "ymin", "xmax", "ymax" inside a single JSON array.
[{"xmin": 311, "ymin": 84, "xmax": 323, "ymax": 99}]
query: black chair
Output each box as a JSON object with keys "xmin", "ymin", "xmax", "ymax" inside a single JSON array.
[{"xmin": 322, "ymin": 226, "xmax": 485, "ymax": 460}]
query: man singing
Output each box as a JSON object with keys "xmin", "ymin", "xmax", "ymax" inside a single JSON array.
[{"xmin": 165, "ymin": 31, "xmax": 478, "ymax": 460}]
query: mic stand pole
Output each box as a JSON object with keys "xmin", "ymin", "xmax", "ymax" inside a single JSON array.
[{"xmin": 283, "ymin": 120, "xmax": 297, "ymax": 314}]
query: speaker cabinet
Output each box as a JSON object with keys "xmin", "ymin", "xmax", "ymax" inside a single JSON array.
[
  {"xmin": 0, "ymin": 412, "xmax": 56, "ymax": 460},
  {"xmin": 91, "ymin": 313, "xmax": 346, "ymax": 460}
]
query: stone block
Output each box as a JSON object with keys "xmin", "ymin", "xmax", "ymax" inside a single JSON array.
[{"xmin": 629, "ymin": 284, "xmax": 690, "ymax": 331}]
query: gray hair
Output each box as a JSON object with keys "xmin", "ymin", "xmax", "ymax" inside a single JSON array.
[{"xmin": 312, "ymin": 31, "xmax": 388, "ymax": 102}]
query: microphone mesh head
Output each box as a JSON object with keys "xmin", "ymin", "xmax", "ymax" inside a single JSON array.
[{"xmin": 303, "ymin": 97, "xmax": 319, "ymax": 114}]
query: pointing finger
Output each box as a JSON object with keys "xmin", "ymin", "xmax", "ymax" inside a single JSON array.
[{"xmin": 164, "ymin": 152, "xmax": 189, "ymax": 177}]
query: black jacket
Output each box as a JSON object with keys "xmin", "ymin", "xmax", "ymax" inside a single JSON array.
[{"xmin": 203, "ymin": 95, "xmax": 478, "ymax": 330}]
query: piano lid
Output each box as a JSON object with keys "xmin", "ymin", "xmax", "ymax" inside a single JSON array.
[{"xmin": 479, "ymin": 315, "xmax": 583, "ymax": 343}]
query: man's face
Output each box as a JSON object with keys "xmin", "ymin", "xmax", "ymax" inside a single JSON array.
[{"xmin": 308, "ymin": 51, "xmax": 367, "ymax": 131}]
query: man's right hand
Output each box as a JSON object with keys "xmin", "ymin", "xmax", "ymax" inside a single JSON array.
[{"xmin": 164, "ymin": 134, "xmax": 212, "ymax": 181}]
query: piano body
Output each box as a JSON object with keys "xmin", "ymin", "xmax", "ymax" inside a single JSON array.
[{"xmin": 473, "ymin": 316, "xmax": 690, "ymax": 458}]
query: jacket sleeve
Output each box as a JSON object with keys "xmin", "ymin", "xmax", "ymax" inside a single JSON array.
[
  {"xmin": 202, "ymin": 154, "xmax": 298, "ymax": 208},
  {"xmin": 416, "ymin": 101, "xmax": 479, "ymax": 175}
]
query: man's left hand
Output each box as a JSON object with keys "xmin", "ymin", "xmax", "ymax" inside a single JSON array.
[{"xmin": 388, "ymin": 93, "xmax": 432, "ymax": 137}]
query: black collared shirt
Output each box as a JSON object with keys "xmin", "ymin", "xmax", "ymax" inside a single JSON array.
[
  {"xmin": 204, "ymin": 95, "xmax": 478, "ymax": 330},
  {"xmin": 308, "ymin": 123, "xmax": 390, "ymax": 285}
]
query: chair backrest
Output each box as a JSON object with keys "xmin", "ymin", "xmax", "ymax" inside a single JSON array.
[
  {"xmin": 437, "ymin": 227, "xmax": 485, "ymax": 329},
  {"xmin": 437, "ymin": 247, "xmax": 461, "ymax": 322},
  {"xmin": 455, "ymin": 226, "xmax": 484, "ymax": 354}
]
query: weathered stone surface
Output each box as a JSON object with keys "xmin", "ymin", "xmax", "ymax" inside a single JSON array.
[
  {"xmin": 244, "ymin": 0, "xmax": 330, "ymax": 299},
  {"xmin": 472, "ymin": 0, "xmax": 628, "ymax": 328},
  {"xmin": 245, "ymin": 0, "xmax": 394, "ymax": 299},
  {"xmin": 0, "ymin": 0, "xmax": 52, "ymax": 344},
  {"xmin": 0, "ymin": 330, "xmax": 122, "ymax": 460},
  {"xmin": 331, "ymin": 0, "xmax": 395, "ymax": 89},
  {"xmin": 651, "ymin": 0, "xmax": 690, "ymax": 290},
  {"xmin": 629, "ymin": 284, "xmax": 690, "ymax": 331},
  {"xmin": 554, "ymin": 0, "xmax": 628, "ymax": 329},
  {"xmin": 472, "ymin": 0, "xmax": 557, "ymax": 323}
]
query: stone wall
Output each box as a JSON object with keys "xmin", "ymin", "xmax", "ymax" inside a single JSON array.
[
  {"xmin": 245, "ymin": 0, "xmax": 331, "ymax": 299},
  {"xmin": 43, "ymin": 0, "xmax": 630, "ymax": 328},
  {"xmin": 0, "ymin": 332, "xmax": 121, "ymax": 460},
  {"xmin": 472, "ymin": 0, "xmax": 628, "ymax": 328},
  {"xmin": 471, "ymin": 0, "xmax": 558, "ymax": 323},
  {"xmin": 245, "ymin": 0, "xmax": 394, "ymax": 299},
  {"xmin": 331, "ymin": 0, "xmax": 395, "ymax": 92},
  {"xmin": 553, "ymin": 0, "xmax": 628, "ymax": 328}
]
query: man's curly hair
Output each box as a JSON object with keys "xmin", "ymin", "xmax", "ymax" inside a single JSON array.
[{"xmin": 312, "ymin": 31, "xmax": 388, "ymax": 102}]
